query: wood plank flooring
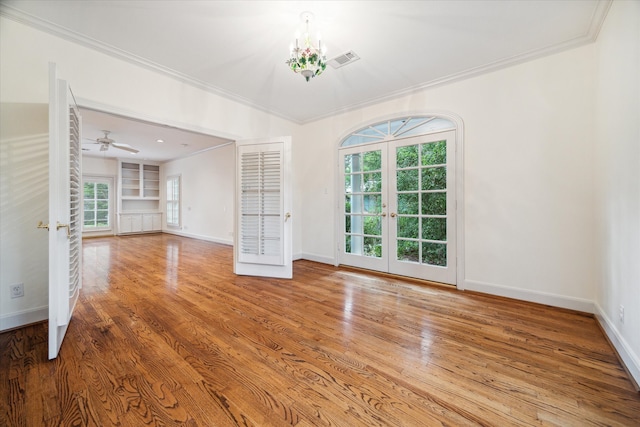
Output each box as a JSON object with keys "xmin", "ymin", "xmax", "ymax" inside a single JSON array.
[{"xmin": 1, "ymin": 234, "xmax": 639, "ymax": 426}]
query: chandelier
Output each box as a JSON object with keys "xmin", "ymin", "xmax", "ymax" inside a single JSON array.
[{"xmin": 286, "ymin": 12, "xmax": 327, "ymax": 82}]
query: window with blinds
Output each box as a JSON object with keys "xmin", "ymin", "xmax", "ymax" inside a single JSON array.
[
  {"xmin": 238, "ymin": 145, "xmax": 284, "ymax": 266},
  {"xmin": 166, "ymin": 175, "xmax": 180, "ymax": 227}
]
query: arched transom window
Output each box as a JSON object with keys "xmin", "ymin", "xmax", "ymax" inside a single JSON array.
[{"xmin": 340, "ymin": 116, "xmax": 455, "ymax": 147}]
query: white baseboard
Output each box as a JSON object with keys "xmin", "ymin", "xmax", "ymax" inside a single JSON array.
[
  {"xmin": 464, "ymin": 279, "xmax": 595, "ymax": 313},
  {"xmin": 162, "ymin": 229, "xmax": 233, "ymax": 246},
  {"xmin": 594, "ymin": 303, "xmax": 640, "ymax": 388},
  {"xmin": 299, "ymin": 252, "xmax": 335, "ymax": 265},
  {"xmin": 0, "ymin": 306, "xmax": 47, "ymax": 332}
]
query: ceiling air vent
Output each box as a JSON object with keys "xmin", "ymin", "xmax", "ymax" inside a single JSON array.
[{"xmin": 328, "ymin": 51, "xmax": 360, "ymax": 69}]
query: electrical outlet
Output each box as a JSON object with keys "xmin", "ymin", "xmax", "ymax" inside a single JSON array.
[
  {"xmin": 619, "ymin": 305, "xmax": 625, "ymax": 323},
  {"xmin": 10, "ymin": 283, "xmax": 24, "ymax": 298}
]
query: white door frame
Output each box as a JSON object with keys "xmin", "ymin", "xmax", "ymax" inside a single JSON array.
[{"xmin": 335, "ymin": 112, "xmax": 465, "ymax": 289}]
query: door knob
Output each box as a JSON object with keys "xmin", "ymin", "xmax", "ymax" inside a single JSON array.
[
  {"xmin": 57, "ymin": 222, "xmax": 71, "ymax": 238},
  {"xmin": 390, "ymin": 212, "xmax": 397, "ymax": 218},
  {"xmin": 37, "ymin": 221, "xmax": 49, "ymax": 230}
]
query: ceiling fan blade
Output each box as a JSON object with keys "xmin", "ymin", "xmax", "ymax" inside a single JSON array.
[{"xmin": 112, "ymin": 142, "xmax": 139, "ymax": 153}]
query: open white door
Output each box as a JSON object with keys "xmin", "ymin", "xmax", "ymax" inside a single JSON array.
[
  {"xmin": 48, "ymin": 63, "xmax": 82, "ymax": 359},
  {"xmin": 234, "ymin": 137, "xmax": 292, "ymax": 279}
]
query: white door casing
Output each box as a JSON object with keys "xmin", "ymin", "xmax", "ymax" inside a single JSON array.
[{"xmin": 48, "ymin": 63, "xmax": 82, "ymax": 359}]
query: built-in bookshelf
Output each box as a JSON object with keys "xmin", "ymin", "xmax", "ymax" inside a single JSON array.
[
  {"xmin": 143, "ymin": 164, "xmax": 160, "ymax": 198},
  {"xmin": 121, "ymin": 162, "xmax": 141, "ymax": 198},
  {"xmin": 118, "ymin": 160, "xmax": 162, "ymax": 234}
]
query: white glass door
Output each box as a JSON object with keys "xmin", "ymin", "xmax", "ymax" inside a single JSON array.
[
  {"xmin": 338, "ymin": 131, "xmax": 456, "ymax": 285},
  {"xmin": 388, "ymin": 131, "xmax": 456, "ymax": 284},
  {"xmin": 339, "ymin": 143, "xmax": 388, "ymax": 272}
]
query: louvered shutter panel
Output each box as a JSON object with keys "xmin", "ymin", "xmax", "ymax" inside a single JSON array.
[{"xmin": 238, "ymin": 143, "xmax": 284, "ymax": 266}]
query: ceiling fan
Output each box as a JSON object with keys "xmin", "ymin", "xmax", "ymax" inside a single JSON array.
[{"xmin": 83, "ymin": 130, "xmax": 139, "ymax": 153}]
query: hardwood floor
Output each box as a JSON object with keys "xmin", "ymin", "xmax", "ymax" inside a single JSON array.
[{"xmin": 1, "ymin": 234, "xmax": 639, "ymax": 426}]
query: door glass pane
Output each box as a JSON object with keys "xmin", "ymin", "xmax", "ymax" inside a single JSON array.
[
  {"xmin": 344, "ymin": 235, "xmax": 362, "ymax": 255},
  {"xmin": 363, "ymin": 237, "xmax": 382, "ymax": 258},
  {"xmin": 345, "ymin": 173, "xmax": 362, "ymax": 193},
  {"xmin": 397, "ymin": 170, "xmax": 419, "ymax": 191},
  {"xmin": 363, "ymin": 172, "xmax": 382, "ymax": 192},
  {"xmin": 362, "ymin": 150, "xmax": 381, "ymax": 171},
  {"xmin": 363, "ymin": 215, "xmax": 381, "ymax": 235},
  {"xmin": 344, "ymin": 153, "xmax": 361, "ymax": 173},
  {"xmin": 348, "ymin": 215, "xmax": 363, "ymax": 234},
  {"xmin": 397, "ymin": 240, "xmax": 419, "ymax": 262},
  {"xmin": 397, "ymin": 193, "xmax": 419, "ymax": 215},
  {"xmin": 421, "ymin": 167, "xmax": 446, "ymax": 191},
  {"xmin": 396, "ymin": 145, "xmax": 418, "ymax": 168},
  {"xmin": 363, "ymin": 195, "xmax": 381, "ymax": 214},
  {"xmin": 422, "ymin": 242, "xmax": 447, "ymax": 266},
  {"xmin": 397, "ymin": 216, "xmax": 419, "ymax": 239},
  {"xmin": 422, "ymin": 192, "xmax": 446, "ymax": 215},
  {"xmin": 422, "ymin": 218, "xmax": 447, "ymax": 241},
  {"xmin": 345, "ymin": 195, "xmax": 361, "ymax": 213},
  {"xmin": 421, "ymin": 141, "xmax": 446, "ymax": 165}
]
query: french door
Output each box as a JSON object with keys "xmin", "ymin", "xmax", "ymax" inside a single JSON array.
[
  {"xmin": 48, "ymin": 63, "xmax": 82, "ymax": 359},
  {"xmin": 339, "ymin": 131, "xmax": 456, "ymax": 285}
]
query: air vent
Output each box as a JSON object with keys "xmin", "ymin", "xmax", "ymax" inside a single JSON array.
[{"xmin": 328, "ymin": 51, "xmax": 360, "ymax": 69}]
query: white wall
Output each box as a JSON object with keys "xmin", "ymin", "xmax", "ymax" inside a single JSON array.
[
  {"xmin": 0, "ymin": 103, "xmax": 49, "ymax": 329},
  {"xmin": 162, "ymin": 144, "xmax": 235, "ymax": 244},
  {"xmin": 593, "ymin": 0, "xmax": 640, "ymax": 385},
  {"xmin": 298, "ymin": 44, "xmax": 597, "ymax": 311},
  {"xmin": 83, "ymin": 156, "xmax": 117, "ymax": 177}
]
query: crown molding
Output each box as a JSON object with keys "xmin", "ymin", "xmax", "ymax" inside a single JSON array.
[
  {"xmin": 304, "ymin": 0, "xmax": 612, "ymax": 124},
  {"xmin": 0, "ymin": 3, "xmax": 300, "ymax": 124},
  {"xmin": 1, "ymin": 1, "xmax": 612, "ymax": 126}
]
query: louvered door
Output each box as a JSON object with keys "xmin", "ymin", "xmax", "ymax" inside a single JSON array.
[
  {"xmin": 48, "ymin": 63, "xmax": 82, "ymax": 359},
  {"xmin": 235, "ymin": 138, "xmax": 292, "ymax": 279}
]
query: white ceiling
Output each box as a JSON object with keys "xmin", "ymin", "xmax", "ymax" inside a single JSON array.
[{"xmin": 2, "ymin": 0, "xmax": 610, "ymax": 161}]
